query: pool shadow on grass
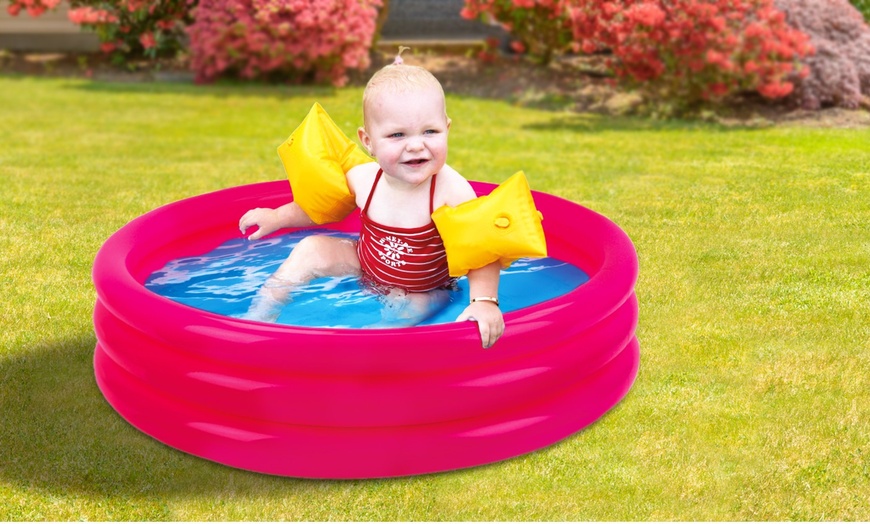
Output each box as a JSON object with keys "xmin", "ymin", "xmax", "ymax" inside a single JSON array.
[
  {"xmin": 0, "ymin": 334, "xmax": 305, "ymax": 496},
  {"xmin": 0, "ymin": 333, "xmax": 604, "ymax": 497}
]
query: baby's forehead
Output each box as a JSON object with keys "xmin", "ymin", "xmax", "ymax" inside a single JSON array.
[
  {"xmin": 367, "ymin": 84, "xmax": 443, "ymax": 105},
  {"xmin": 364, "ymin": 84, "xmax": 447, "ymax": 121},
  {"xmin": 364, "ymin": 67, "xmax": 444, "ymax": 104}
]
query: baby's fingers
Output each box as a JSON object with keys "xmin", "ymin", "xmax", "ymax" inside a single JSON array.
[
  {"xmin": 239, "ymin": 210, "xmax": 255, "ymax": 232},
  {"xmin": 477, "ymin": 321, "xmax": 494, "ymax": 349},
  {"xmin": 239, "ymin": 209, "xmax": 264, "ymax": 238},
  {"xmin": 481, "ymin": 319, "xmax": 505, "ymax": 349}
]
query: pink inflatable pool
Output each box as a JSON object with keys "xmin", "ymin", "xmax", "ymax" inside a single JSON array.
[{"xmin": 92, "ymin": 180, "xmax": 639, "ymax": 479}]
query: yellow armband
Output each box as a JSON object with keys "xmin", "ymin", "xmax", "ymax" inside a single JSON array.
[
  {"xmin": 432, "ymin": 171, "xmax": 548, "ymax": 277},
  {"xmin": 276, "ymin": 103, "xmax": 371, "ymax": 224}
]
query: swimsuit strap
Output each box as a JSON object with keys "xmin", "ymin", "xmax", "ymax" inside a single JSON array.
[
  {"xmin": 429, "ymin": 172, "xmax": 438, "ymax": 215},
  {"xmin": 361, "ymin": 168, "xmax": 383, "ymax": 215},
  {"xmin": 361, "ymin": 168, "xmax": 439, "ymax": 215}
]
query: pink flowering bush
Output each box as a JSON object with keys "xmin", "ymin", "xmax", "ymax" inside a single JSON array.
[
  {"xmin": 775, "ymin": 0, "xmax": 870, "ymax": 109},
  {"xmin": 461, "ymin": 0, "xmax": 574, "ymax": 64},
  {"xmin": 463, "ymin": 0, "xmax": 813, "ymax": 111},
  {"xmin": 5, "ymin": 0, "xmax": 61, "ymax": 17},
  {"xmin": 187, "ymin": 0, "xmax": 381, "ymax": 86},
  {"xmin": 65, "ymin": 0, "xmax": 194, "ymax": 60},
  {"xmin": 568, "ymin": 0, "xmax": 815, "ymax": 111}
]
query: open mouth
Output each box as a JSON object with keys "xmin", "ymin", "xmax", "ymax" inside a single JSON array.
[{"xmin": 404, "ymin": 158, "xmax": 429, "ymax": 166}]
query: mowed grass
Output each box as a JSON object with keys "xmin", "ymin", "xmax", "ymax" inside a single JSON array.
[{"xmin": 1, "ymin": 75, "xmax": 868, "ymax": 521}]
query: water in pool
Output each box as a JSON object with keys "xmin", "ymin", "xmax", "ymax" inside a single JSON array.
[{"xmin": 145, "ymin": 230, "xmax": 589, "ymax": 328}]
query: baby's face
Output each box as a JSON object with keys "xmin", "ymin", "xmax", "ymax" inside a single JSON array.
[{"xmin": 361, "ymin": 86, "xmax": 450, "ymax": 188}]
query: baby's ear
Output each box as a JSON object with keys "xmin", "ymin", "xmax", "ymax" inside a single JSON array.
[
  {"xmin": 446, "ymin": 117, "xmax": 452, "ymax": 131},
  {"xmin": 358, "ymin": 126, "xmax": 372, "ymax": 154}
]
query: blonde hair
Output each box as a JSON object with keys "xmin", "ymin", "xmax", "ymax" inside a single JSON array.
[{"xmin": 362, "ymin": 60, "xmax": 447, "ymax": 127}]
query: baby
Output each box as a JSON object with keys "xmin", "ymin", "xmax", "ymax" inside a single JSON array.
[{"xmin": 239, "ymin": 58, "xmax": 504, "ymax": 348}]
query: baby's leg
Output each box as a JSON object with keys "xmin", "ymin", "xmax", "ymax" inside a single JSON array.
[
  {"xmin": 243, "ymin": 235, "xmax": 360, "ymax": 322},
  {"xmin": 372, "ymin": 287, "xmax": 451, "ymax": 328}
]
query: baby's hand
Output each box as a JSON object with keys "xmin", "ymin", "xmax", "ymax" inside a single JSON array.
[
  {"xmin": 456, "ymin": 301, "xmax": 505, "ymax": 349},
  {"xmin": 239, "ymin": 207, "xmax": 281, "ymax": 240}
]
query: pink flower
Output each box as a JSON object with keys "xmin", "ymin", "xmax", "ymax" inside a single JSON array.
[
  {"xmin": 626, "ymin": 2, "xmax": 666, "ymax": 27},
  {"xmin": 758, "ymin": 81, "xmax": 793, "ymax": 98},
  {"xmin": 100, "ymin": 41, "xmax": 117, "ymax": 53},
  {"xmin": 6, "ymin": 2, "xmax": 22, "ymax": 16},
  {"xmin": 708, "ymin": 82, "xmax": 729, "ymax": 96},
  {"xmin": 477, "ymin": 49, "xmax": 496, "ymax": 63},
  {"xmin": 26, "ymin": 4, "xmax": 46, "ymax": 16},
  {"xmin": 68, "ymin": 6, "xmax": 118, "ymax": 25},
  {"xmin": 139, "ymin": 32, "xmax": 156, "ymax": 49},
  {"xmin": 510, "ymin": 40, "xmax": 526, "ymax": 53},
  {"xmin": 602, "ymin": 2, "xmax": 619, "ymax": 16},
  {"xmin": 798, "ymin": 64, "xmax": 810, "ymax": 79}
]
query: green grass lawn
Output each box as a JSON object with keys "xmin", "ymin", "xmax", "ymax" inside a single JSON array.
[{"xmin": 1, "ymin": 75, "xmax": 868, "ymax": 521}]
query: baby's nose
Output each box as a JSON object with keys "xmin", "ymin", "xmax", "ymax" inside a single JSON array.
[{"xmin": 405, "ymin": 136, "xmax": 425, "ymax": 150}]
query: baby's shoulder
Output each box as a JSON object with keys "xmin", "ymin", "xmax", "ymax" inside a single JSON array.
[
  {"xmin": 436, "ymin": 165, "xmax": 477, "ymax": 207},
  {"xmin": 346, "ymin": 162, "xmax": 379, "ymax": 195}
]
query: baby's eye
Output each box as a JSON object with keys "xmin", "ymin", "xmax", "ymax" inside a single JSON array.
[
  {"xmin": 424, "ymin": 129, "xmax": 439, "ymax": 135},
  {"xmin": 389, "ymin": 132, "xmax": 404, "ymax": 138}
]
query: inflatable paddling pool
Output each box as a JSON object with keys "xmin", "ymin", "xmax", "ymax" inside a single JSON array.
[{"xmin": 92, "ymin": 180, "xmax": 640, "ymax": 479}]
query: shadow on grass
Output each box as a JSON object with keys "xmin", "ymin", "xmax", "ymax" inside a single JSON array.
[
  {"xmin": 520, "ymin": 113, "xmax": 764, "ymax": 134},
  {"xmin": 0, "ymin": 334, "xmax": 297, "ymax": 496},
  {"xmin": 0, "ymin": 334, "xmax": 531, "ymax": 497},
  {"xmin": 69, "ymin": 78, "xmax": 342, "ymax": 100},
  {"xmin": 0, "ymin": 333, "xmax": 607, "ymax": 498},
  {"xmin": 0, "ymin": 73, "xmax": 341, "ymax": 100}
]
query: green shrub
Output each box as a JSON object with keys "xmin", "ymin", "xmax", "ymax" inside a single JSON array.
[{"xmin": 849, "ymin": 0, "xmax": 870, "ymax": 19}]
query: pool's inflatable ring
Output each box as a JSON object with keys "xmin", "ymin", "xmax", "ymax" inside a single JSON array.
[{"xmin": 92, "ymin": 180, "xmax": 640, "ymax": 479}]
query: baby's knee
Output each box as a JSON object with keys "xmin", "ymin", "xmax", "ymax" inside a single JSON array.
[
  {"xmin": 280, "ymin": 235, "xmax": 360, "ymax": 281},
  {"xmin": 293, "ymin": 235, "xmax": 329, "ymax": 257},
  {"xmin": 288, "ymin": 236, "xmax": 335, "ymax": 269}
]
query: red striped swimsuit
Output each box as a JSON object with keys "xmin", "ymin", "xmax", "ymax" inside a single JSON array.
[{"xmin": 357, "ymin": 169, "xmax": 454, "ymax": 293}]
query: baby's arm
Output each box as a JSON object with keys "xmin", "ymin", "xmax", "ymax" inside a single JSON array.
[
  {"xmin": 241, "ymin": 162, "xmax": 377, "ymax": 241},
  {"xmin": 437, "ymin": 169, "xmax": 505, "ymax": 348},
  {"xmin": 456, "ymin": 262, "xmax": 505, "ymax": 349},
  {"xmin": 239, "ymin": 202, "xmax": 315, "ymax": 240}
]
